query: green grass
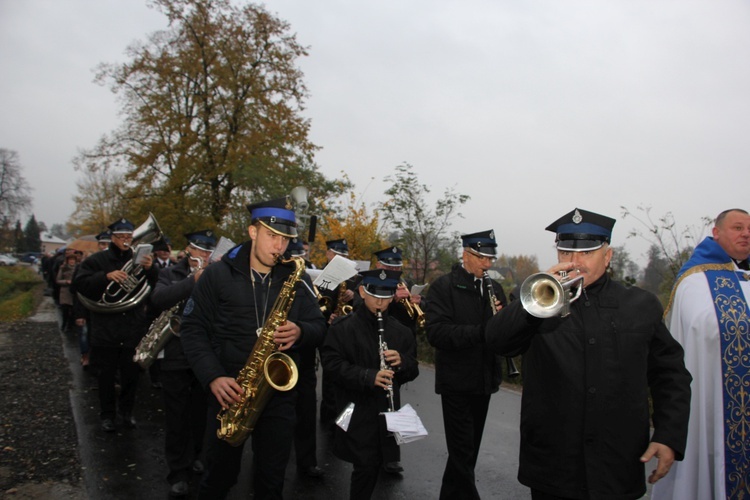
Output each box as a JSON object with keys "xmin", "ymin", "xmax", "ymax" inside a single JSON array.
[{"xmin": 0, "ymin": 266, "xmax": 44, "ymax": 322}]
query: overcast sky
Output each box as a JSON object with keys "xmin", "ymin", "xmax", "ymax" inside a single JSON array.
[{"xmin": 2, "ymin": 0, "xmax": 748, "ymax": 269}]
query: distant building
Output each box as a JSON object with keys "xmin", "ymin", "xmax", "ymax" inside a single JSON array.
[{"xmin": 40, "ymin": 232, "xmax": 66, "ymax": 254}]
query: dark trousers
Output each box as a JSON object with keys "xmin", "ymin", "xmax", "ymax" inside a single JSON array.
[
  {"xmin": 531, "ymin": 489, "xmax": 581, "ymax": 500},
  {"xmin": 294, "ymin": 349, "xmax": 318, "ymax": 469},
  {"xmin": 351, "ymin": 464, "xmax": 380, "ymax": 500},
  {"xmin": 199, "ymin": 391, "xmax": 296, "ymax": 500},
  {"xmin": 438, "ymin": 393, "xmax": 491, "ymax": 500},
  {"xmin": 161, "ymin": 368, "xmax": 206, "ymax": 484},
  {"xmin": 319, "ymin": 348, "xmax": 336, "ymax": 424},
  {"xmin": 90, "ymin": 344, "xmax": 141, "ymax": 420}
]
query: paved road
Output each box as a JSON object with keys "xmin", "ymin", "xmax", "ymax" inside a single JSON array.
[{"xmin": 52, "ymin": 301, "xmax": 529, "ymax": 498}]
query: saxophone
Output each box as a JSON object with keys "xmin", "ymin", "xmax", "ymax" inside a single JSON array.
[
  {"xmin": 332, "ymin": 279, "xmax": 353, "ymax": 317},
  {"xmin": 217, "ymin": 256, "xmax": 304, "ymax": 446},
  {"xmin": 133, "ymin": 255, "xmax": 204, "ymax": 369}
]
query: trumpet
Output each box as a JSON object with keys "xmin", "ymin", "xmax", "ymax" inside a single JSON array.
[
  {"xmin": 519, "ymin": 270, "xmax": 584, "ymax": 318},
  {"xmin": 482, "ymin": 271, "xmax": 520, "ymax": 378},
  {"xmin": 397, "ymin": 281, "xmax": 426, "ymax": 329}
]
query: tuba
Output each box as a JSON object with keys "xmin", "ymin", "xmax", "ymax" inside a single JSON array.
[
  {"xmin": 133, "ymin": 255, "xmax": 204, "ymax": 369},
  {"xmin": 519, "ymin": 270, "xmax": 584, "ymax": 318},
  {"xmin": 217, "ymin": 256, "xmax": 304, "ymax": 446},
  {"xmin": 77, "ymin": 213, "xmax": 164, "ymax": 314}
]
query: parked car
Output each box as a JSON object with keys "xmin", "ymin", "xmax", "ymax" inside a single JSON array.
[
  {"xmin": 0, "ymin": 254, "xmax": 19, "ymax": 266},
  {"xmin": 18, "ymin": 252, "xmax": 42, "ymax": 264}
]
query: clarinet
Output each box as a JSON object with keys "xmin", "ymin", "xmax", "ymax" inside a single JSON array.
[
  {"xmin": 482, "ymin": 271, "xmax": 520, "ymax": 378},
  {"xmin": 377, "ymin": 310, "xmax": 396, "ymax": 412}
]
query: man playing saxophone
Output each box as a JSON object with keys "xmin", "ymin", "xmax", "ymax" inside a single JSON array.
[
  {"xmin": 147, "ymin": 229, "xmax": 216, "ymax": 498},
  {"xmin": 180, "ymin": 198, "xmax": 326, "ymax": 500}
]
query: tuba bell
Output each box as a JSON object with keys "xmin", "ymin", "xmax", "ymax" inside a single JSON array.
[
  {"xmin": 77, "ymin": 213, "xmax": 164, "ymax": 314},
  {"xmin": 519, "ymin": 271, "xmax": 584, "ymax": 318}
]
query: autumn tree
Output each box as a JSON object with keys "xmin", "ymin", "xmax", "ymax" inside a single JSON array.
[
  {"xmin": 309, "ymin": 188, "xmax": 385, "ymax": 268},
  {"xmin": 380, "ymin": 163, "xmax": 469, "ymax": 284},
  {"xmin": 609, "ymin": 245, "xmax": 639, "ymax": 286},
  {"xmin": 68, "ymin": 168, "xmax": 127, "ymax": 236},
  {"xmin": 72, "ymin": 0, "xmax": 346, "ymax": 244}
]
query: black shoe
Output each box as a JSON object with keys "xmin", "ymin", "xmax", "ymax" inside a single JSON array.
[
  {"xmin": 117, "ymin": 414, "xmax": 137, "ymax": 429},
  {"xmin": 101, "ymin": 419, "xmax": 116, "ymax": 433},
  {"xmin": 169, "ymin": 481, "xmax": 189, "ymax": 498},
  {"xmin": 301, "ymin": 465, "xmax": 324, "ymax": 478},
  {"xmin": 383, "ymin": 461, "xmax": 404, "ymax": 474},
  {"xmin": 191, "ymin": 459, "xmax": 204, "ymax": 475}
]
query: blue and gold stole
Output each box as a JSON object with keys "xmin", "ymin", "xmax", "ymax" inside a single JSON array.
[{"xmin": 667, "ymin": 237, "xmax": 749, "ymax": 498}]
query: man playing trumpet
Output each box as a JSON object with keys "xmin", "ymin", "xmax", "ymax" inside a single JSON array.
[{"xmin": 485, "ymin": 208, "xmax": 692, "ymax": 500}]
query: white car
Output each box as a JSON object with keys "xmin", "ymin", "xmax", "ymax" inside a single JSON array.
[{"xmin": 0, "ymin": 254, "xmax": 19, "ymax": 266}]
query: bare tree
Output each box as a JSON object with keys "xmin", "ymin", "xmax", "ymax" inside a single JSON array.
[
  {"xmin": 67, "ymin": 168, "xmax": 127, "ymax": 235},
  {"xmin": 621, "ymin": 205, "xmax": 711, "ymax": 283},
  {"xmin": 0, "ymin": 149, "xmax": 33, "ymax": 224},
  {"xmin": 380, "ymin": 162, "xmax": 469, "ymax": 283}
]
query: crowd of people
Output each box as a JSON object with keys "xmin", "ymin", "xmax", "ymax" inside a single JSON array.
[{"xmin": 43, "ymin": 202, "xmax": 750, "ymax": 500}]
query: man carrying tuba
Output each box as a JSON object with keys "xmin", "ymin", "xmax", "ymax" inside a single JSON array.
[
  {"xmin": 180, "ymin": 197, "xmax": 326, "ymax": 500},
  {"xmin": 147, "ymin": 229, "xmax": 216, "ymax": 498},
  {"xmin": 73, "ymin": 217, "xmax": 160, "ymax": 433}
]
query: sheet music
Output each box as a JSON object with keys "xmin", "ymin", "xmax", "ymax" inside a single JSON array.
[
  {"xmin": 410, "ymin": 283, "xmax": 428, "ymax": 296},
  {"xmin": 209, "ymin": 236, "xmax": 236, "ymax": 263},
  {"xmin": 382, "ymin": 403, "xmax": 428, "ymax": 444},
  {"xmin": 313, "ymin": 255, "xmax": 359, "ymax": 291}
]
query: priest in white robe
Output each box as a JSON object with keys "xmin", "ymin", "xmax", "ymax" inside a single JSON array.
[{"xmin": 652, "ymin": 208, "xmax": 750, "ymax": 500}]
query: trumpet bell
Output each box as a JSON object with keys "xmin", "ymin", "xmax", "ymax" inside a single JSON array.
[{"xmin": 520, "ymin": 272, "xmax": 584, "ymax": 318}]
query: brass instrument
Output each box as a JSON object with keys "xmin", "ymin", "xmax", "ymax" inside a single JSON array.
[
  {"xmin": 520, "ymin": 270, "xmax": 584, "ymax": 318},
  {"xmin": 397, "ymin": 280, "xmax": 426, "ymax": 329},
  {"xmin": 217, "ymin": 256, "xmax": 304, "ymax": 446},
  {"xmin": 483, "ymin": 271, "xmax": 520, "ymax": 378},
  {"xmin": 133, "ymin": 255, "xmax": 204, "ymax": 369},
  {"xmin": 77, "ymin": 213, "xmax": 164, "ymax": 313},
  {"xmin": 332, "ymin": 279, "xmax": 353, "ymax": 317},
  {"xmin": 314, "ymin": 284, "xmax": 332, "ymax": 315},
  {"xmin": 377, "ymin": 310, "xmax": 396, "ymax": 412}
]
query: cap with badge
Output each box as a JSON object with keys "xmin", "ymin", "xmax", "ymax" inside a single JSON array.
[
  {"xmin": 360, "ymin": 269, "xmax": 402, "ymax": 298},
  {"xmin": 326, "ymin": 238, "xmax": 349, "ymax": 256},
  {"xmin": 185, "ymin": 230, "xmax": 217, "ymax": 252},
  {"xmin": 286, "ymin": 237, "xmax": 306, "ymax": 257},
  {"xmin": 461, "ymin": 230, "xmax": 498, "ymax": 258},
  {"xmin": 246, "ymin": 197, "xmax": 298, "ymax": 238},
  {"xmin": 107, "ymin": 218, "xmax": 135, "ymax": 234},
  {"xmin": 545, "ymin": 208, "xmax": 616, "ymax": 251},
  {"xmin": 96, "ymin": 230, "xmax": 112, "ymax": 243},
  {"xmin": 374, "ymin": 246, "xmax": 403, "ymax": 268}
]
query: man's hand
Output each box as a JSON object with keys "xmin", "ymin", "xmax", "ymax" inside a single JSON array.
[
  {"xmin": 209, "ymin": 376, "xmax": 244, "ymax": 410},
  {"xmin": 274, "ymin": 321, "xmax": 301, "ymax": 351},
  {"xmin": 384, "ymin": 349, "xmax": 401, "ymax": 367},
  {"xmin": 106, "ymin": 269, "xmax": 129, "ymax": 283},
  {"xmin": 640, "ymin": 441, "xmax": 676, "ymax": 484},
  {"xmin": 374, "ymin": 369, "xmax": 394, "ymax": 389}
]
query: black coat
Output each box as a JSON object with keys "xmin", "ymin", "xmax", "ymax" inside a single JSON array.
[
  {"xmin": 321, "ymin": 306, "xmax": 419, "ymax": 466},
  {"xmin": 72, "ymin": 243, "xmax": 158, "ymax": 348},
  {"xmin": 425, "ymin": 263, "xmax": 506, "ymax": 395},
  {"xmin": 180, "ymin": 241, "xmax": 327, "ymax": 390},
  {"xmin": 485, "ymin": 274, "xmax": 692, "ymax": 500},
  {"xmin": 148, "ymin": 257, "xmax": 196, "ymax": 371}
]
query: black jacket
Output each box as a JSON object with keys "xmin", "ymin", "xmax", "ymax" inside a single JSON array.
[
  {"xmin": 321, "ymin": 306, "xmax": 419, "ymax": 465},
  {"xmin": 148, "ymin": 257, "xmax": 196, "ymax": 371},
  {"xmin": 485, "ymin": 274, "xmax": 691, "ymax": 500},
  {"xmin": 72, "ymin": 243, "xmax": 159, "ymax": 348},
  {"xmin": 180, "ymin": 241, "xmax": 327, "ymax": 390},
  {"xmin": 425, "ymin": 263, "xmax": 506, "ymax": 395}
]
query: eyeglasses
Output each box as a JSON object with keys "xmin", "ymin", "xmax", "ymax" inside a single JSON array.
[{"xmin": 471, "ymin": 253, "xmax": 496, "ymax": 263}]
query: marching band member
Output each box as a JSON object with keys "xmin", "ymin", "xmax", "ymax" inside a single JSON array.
[
  {"xmin": 485, "ymin": 208, "xmax": 691, "ymax": 500},
  {"xmin": 321, "ymin": 269, "xmax": 418, "ymax": 500},
  {"xmin": 148, "ymin": 230, "xmax": 217, "ymax": 498}
]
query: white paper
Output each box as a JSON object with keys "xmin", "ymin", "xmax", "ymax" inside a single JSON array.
[
  {"xmin": 134, "ymin": 244, "xmax": 153, "ymax": 265},
  {"xmin": 382, "ymin": 403, "xmax": 428, "ymax": 444},
  {"xmin": 210, "ymin": 236, "xmax": 236, "ymax": 263},
  {"xmin": 353, "ymin": 260, "xmax": 371, "ymax": 272},
  {"xmin": 336, "ymin": 402, "xmax": 355, "ymax": 431},
  {"xmin": 410, "ymin": 283, "xmax": 428, "ymax": 296},
  {"xmin": 313, "ymin": 255, "xmax": 358, "ymax": 291}
]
